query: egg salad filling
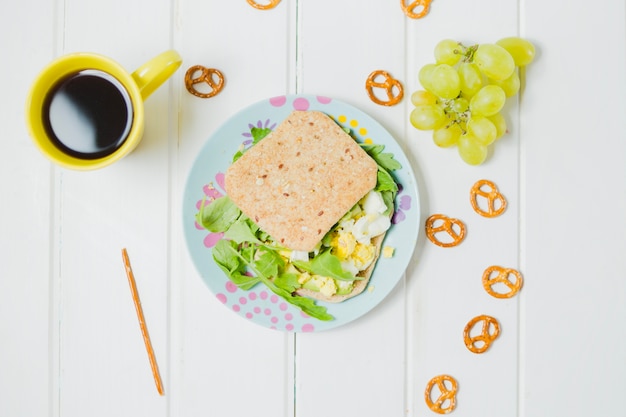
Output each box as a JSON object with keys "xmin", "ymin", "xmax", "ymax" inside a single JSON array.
[{"xmin": 281, "ymin": 190, "xmax": 391, "ymax": 297}]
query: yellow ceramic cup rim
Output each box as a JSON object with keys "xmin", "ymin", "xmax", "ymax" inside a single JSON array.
[{"xmin": 26, "ymin": 53, "xmax": 145, "ymax": 171}]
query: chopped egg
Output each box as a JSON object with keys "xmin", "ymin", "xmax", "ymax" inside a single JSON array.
[
  {"xmin": 287, "ymin": 190, "xmax": 393, "ymax": 298},
  {"xmin": 383, "ymin": 246, "xmax": 395, "ymax": 258},
  {"xmin": 330, "ymin": 231, "xmax": 357, "ymax": 260},
  {"xmin": 340, "ymin": 260, "xmax": 360, "ymax": 276},
  {"xmin": 352, "ymin": 213, "xmax": 391, "ymax": 244},
  {"xmin": 330, "ymin": 191, "xmax": 390, "ymax": 271},
  {"xmin": 354, "ymin": 242, "xmax": 376, "ymax": 269},
  {"xmin": 290, "ymin": 250, "xmax": 309, "ymax": 262},
  {"xmin": 312, "ymin": 275, "xmax": 337, "ymax": 297},
  {"xmin": 337, "ymin": 280, "xmax": 353, "ymax": 293},
  {"xmin": 336, "ymin": 218, "xmax": 355, "ymax": 235},
  {"xmin": 361, "ymin": 190, "xmax": 387, "ymax": 214},
  {"xmin": 339, "ymin": 242, "xmax": 376, "ymax": 276},
  {"xmin": 298, "ymin": 272, "xmax": 312, "ymax": 285}
]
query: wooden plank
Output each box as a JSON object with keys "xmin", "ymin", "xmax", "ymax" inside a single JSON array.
[
  {"xmin": 172, "ymin": 1, "xmax": 296, "ymax": 416},
  {"xmin": 53, "ymin": 0, "xmax": 174, "ymax": 415},
  {"xmin": 0, "ymin": 0, "xmax": 56, "ymax": 416},
  {"xmin": 521, "ymin": 0, "xmax": 626, "ymax": 415},
  {"xmin": 294, "ymin": 1, "xmax": 408, "ymax": 416},
  {"xmin": 404, "ymin": 0, "xmax": 521, "ymax": 415}
]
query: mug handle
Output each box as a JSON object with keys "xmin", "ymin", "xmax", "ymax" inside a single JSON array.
[{"xmin": 131, "ymin": 50, "xmax": 182, "ymax": 100}]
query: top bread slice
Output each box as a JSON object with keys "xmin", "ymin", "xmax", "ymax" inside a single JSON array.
[{"xmin": 224, "ymin": 110, "xmax": 378, "ymax": 252}]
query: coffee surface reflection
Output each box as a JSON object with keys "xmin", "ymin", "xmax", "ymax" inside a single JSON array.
[{"xmin": 43, "ymin": 69, "xmax": 133, "ymax": 159}]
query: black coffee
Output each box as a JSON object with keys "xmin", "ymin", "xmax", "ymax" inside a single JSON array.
[{"xmin": 43, "ymin": 69, "xmax": 133, "ymax": 159}]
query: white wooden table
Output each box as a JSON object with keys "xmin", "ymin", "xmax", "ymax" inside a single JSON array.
[{"xmin": 2, "ymin": 0, "xmax": 625, "ymax": 416}]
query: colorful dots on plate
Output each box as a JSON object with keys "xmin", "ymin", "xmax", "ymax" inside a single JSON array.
[
  {"xmin": 216, "ymin": 282, "xmax": 316, "ymax": 332},
  {"xmin": 269, "ymin": 95, "xmax": 333, "ymax": 111}
]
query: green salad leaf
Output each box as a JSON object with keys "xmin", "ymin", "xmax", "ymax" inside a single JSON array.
[
  {"xmin": 198, "ymin": 195, "xmax": 334, "ymax": 321},
  {"xmin": 264, "ymin": 281, "xmax": 333, "ymax": 321},
  {"xmin": 273, "ymin": 272, "xmax": 301, "ymax": 293},
  {"xmin": 255, "ymin": 250, "xmax": 284, "ymax": 278},
  {"xmin": 224, "ymin": 217, "xmax": 263, "ymax": 245},
  {"xmin": 232, "ymin": 126, "xmax": 273, "ymax": 162},
  {"xmin": 377, "ymin": 168, "xmax": 398, "ymax": 193},
  {"xmin": 360, "ymin": 143, "xmax": 402, "ymax": 171},
  {"xmin": 293, "ymin": 250, "xmax": 359, "ymax": 281},
  {"xmin": 212, "ymin": 239, "xmax": 260, "ymax": 290},
  {"xmin": 358, "ymin": 141, "xmax": 401, "ymax": 216},
  {"xmin": 197, "ymin": 195, "xmax": 240, "ymax": 233}
]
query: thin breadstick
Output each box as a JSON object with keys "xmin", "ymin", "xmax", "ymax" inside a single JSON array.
[{"xmin": 121, "ymin": 248, "xmax": 164, "ymax": 396}]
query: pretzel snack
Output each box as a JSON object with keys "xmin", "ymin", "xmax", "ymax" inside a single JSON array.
[
  {"xmin": 401, "ymin": 0, "xmax": 433, "ymax": 19},
  {"xmin": 425, "ymin": 374, "xmax": 458, "ymax": 414},
  {"xmin": 425, "ymin": 214, "xmax": 466, "ymax": 247},
  {"xmin": 463, "ymin": 315, "xmax": 501, "ymax": 354},
  {"xmin": 122, "ymin": 248, "xmax": 164, "ymax": 395},
  {"xmin": 482, "ymin": 265, "xmax": 523, "ymax": 298},
  {"xmin": 247, "ymin": 0, "xmax": 281, "ymax": 9},
  {"xmin": 184, "ymin": 65, "xmax": 225, "ymax": 98},
  {"xmin": 470, "ymin": 179, "xmax": 507, "ymax": 217},
  {"xmin": 365, "ymin": 70, "xmax": 404, "ymax": 106}
]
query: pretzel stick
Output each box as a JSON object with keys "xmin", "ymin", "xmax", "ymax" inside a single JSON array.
[{"xmin": 121, "ymin": 248, "xmax": 164, "ymax": 396}]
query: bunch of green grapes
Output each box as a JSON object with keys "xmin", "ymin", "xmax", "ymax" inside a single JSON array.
[{"xmin": 410, "ymin": 37, "xmax": 535, "ymax": 165}]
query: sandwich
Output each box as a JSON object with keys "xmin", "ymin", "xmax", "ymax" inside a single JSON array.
[{"xmin": 196, "ymin": 110, "xmax": 401, "ymax": 320}]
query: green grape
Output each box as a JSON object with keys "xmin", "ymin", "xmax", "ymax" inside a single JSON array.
[
  {"xmin": 451, "ymin": 97, "xmax": 469, "ymax": 113},
  {"xmin": 496, "ymin": 37, "xmax": 536, "ymax": 66},
  {"xmin": 458, "ymin": 62, "xmax": 483, "ymax": 97},
  {"xmin": 418, "ymin": 63, "xmax": 437, "ymax": 92},
  {"xmin": 469, "ymin": 85, "xmax": 506, "ymax": 116},
  {"xmin": 467, "ymin": 116, "xmax": 497, "ymax": 145},
  {"xmin": 410, "ymin": 104, "xmax": 446, "ymax": 130},
  {"xmin": 411, "ymin": 90, "xmax": 438, "ymax": 106},
  {"xmin": 490, "ymin": 70, "xmax": 520, "ymax": 97},
  {"xmin": 434, "ymin": 39, "xmax": 462, "ymax": 66},
  {"xmin": 488, "ymin": 113, "xmax": 507, "ymax": 139},
  {"xmin": 433, "ymin": 123, "xmax": 463, "ymax": 147},
  {"xmin": 458, "ymin": 134, "xmax": 488, "ymax": 165},
  {"xmin": 415, "ymin": 37, "xmax": 535, "ymax": 162},
  {"xmin": 429, "ymin": 64, "xmax": 461, "ymax": 100},
  {"xmin": 473, "ymin": 43, "xmax": 515, "ymax": 80}
]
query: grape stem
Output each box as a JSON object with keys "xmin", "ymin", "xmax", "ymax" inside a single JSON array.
[
  {"xmin": 440, "ymin": 98, "xmax": 469, "ymax": 133},
  {"xmin": 457, "ymin": 43, "xmax": 479, "ymax": 63}
]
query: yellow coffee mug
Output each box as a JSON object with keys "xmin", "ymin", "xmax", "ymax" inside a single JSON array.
[{"xmin": 26, "ymin": 49, "xmax": 182, "ymax": 170}]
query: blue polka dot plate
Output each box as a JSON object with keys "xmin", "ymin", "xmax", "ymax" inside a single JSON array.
[{"xmin": 182, "ymin": 94, "xmax": 420, "ymax": 332}]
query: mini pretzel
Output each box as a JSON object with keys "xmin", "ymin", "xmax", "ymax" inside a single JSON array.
[
  {"xmin": 425, "ymin": 214, "xmax": 466, "ymax": 247},
  {"xmin": 470, "ymin": 179, "xmax": 507, "ymax": 217},
  {"xmin": 463, "ymin": 315, "xmax": 500, "ymax": 354},
  {"xmin": 184, "ymin": 65, "xmax": 225, "ymax": 98},
  {"xmin": 425, "ymin": 374, "xmax": 458, "ymax": 414},
  {"xmin": 401, "ymin": 0, "xmax": 433, "ymax": 19},
  {"xmin": 247, "ymin": 0, "xmax": 281, "ymax": 10},
  {"xmin": 482, "ymin": 265, "xmax": 523, "ymax": 299},
  {"xmin": 365, "ymin": 70, "xmax": 404, "ymax": 106}
]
